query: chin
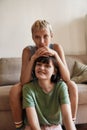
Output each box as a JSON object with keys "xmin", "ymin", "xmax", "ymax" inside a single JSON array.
[{"xmin": 37, "ymin": 76, "xmax": 47, "ymax": 80}]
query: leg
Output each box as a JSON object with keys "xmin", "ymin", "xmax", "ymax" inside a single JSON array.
[
  {"xmin": 66, "ymin": 80, "xmax": 78, "ymax": 120},
  {"xmin": 9, "ymin": 82, "xmax": 23, "ymax": 129}
]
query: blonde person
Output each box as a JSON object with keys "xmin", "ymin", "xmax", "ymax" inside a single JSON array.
[
  {"xmin": 23, "ymin": 56, "xmax": 76, "ymax": 130},
  {"xmin": 9, "ymin": 20, "xmax": 78, "ymax": 130}
]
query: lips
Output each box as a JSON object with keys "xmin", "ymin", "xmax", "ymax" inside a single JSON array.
[{"xmin": 37, "ymin": 71, "xmax": 46, "ymax": 74}]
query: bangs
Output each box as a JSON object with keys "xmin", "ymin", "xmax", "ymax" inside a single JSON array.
[
  {"xmin": 35, "ymin": 56, "xmax": 51, "ymax": 64},
  {"xmin": 31, "ymin": 20, "xmax": 53, "ymax": 34}
]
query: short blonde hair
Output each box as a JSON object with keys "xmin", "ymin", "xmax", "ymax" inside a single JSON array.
[{"xmin": 31, "ymin": 20, "xmax": 53, "ymax": 34}]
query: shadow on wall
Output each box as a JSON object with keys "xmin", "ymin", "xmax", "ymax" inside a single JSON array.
[{"xmin": 53, "ymin": 16, "xmax": 86, "ymax": 55}]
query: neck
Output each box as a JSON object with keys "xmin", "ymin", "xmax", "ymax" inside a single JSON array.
[{"xmin": 38, "ymin": 79, "xmax": 54, "ymax": 93}]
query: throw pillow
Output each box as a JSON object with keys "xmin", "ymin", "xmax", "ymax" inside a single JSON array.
[{"xmin": 71, "ymin": 61, "xmax": 87, "ymax": 83}]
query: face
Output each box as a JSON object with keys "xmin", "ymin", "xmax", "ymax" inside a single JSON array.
[
  {"xmin": 35, "ymin": 60, "xmax": 55, "ymax": 80},
  {"xmin": 32, "ymin": 28, "xmax": 53, "ymax": 48}
]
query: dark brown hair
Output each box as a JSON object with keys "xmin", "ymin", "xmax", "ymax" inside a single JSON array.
[{"xmin": 32, "ymin": 56, "xmax": 61, "ymax": 83}]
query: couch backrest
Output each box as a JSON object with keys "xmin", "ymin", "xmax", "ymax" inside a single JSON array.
[
  {"xmin": 0, "ymin": 55, "xmax": 87, "ymax": 86},
  {"xmin": 0, "ymin": 58, "xmax": 22, "ymax": 86}
]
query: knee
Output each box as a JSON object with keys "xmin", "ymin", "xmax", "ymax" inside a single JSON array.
[
  {"xmin": 66, "ymin": 80, "xmax": 78, "ymax": 93},
  {"xmin": 9, "ymin": 82, "xmax": 22, "ymax": 102}
]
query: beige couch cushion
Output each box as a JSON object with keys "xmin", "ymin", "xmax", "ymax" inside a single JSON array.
[
  {"xmin": 0, "ymin": 84, "xmax": 87, "ymax": 110},
  {"xmin": 0, "ymin": 85, "xmax": 12, "ymax": 110},
  {"xmin": 0, "ymin": 58, "xmax": 21, "ymax": 86},
  {"xmin": 77, "ymin": 84, "xmax": 87, "ymax": 105}
]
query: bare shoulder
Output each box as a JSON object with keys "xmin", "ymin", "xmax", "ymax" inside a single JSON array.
[
  {"xmin": 53, "ymin": 43, "xmax": 64, "ymax": 55},
  {"xmin": 22, "ymin": 46, "xmax": 31, "ymax": 57},
  {"xmin": 22, "ymin": 46, "xmax": 30, "ymax": 55},
  {"xmin": 22, "ymin": 46, "xmax": 31, "ymax": 63}
]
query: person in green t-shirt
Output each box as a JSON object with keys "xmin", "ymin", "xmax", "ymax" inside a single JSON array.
[{"xmin": 23, "ymin": 56, "xmax": 76, "ymax": 130}]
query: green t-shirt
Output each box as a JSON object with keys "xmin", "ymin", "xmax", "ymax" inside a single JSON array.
[{"xmin": 23, "ymin": 80, "xmax": 70, "ymax": 125}]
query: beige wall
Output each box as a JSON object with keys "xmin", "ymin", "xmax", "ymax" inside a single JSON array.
[{"xmin": 0, "ymin": 0, "xmax": 87, "ymax": 57}]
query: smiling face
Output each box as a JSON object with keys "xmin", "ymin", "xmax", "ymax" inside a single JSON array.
[
  {"xmin": 35, "ymin": 59, "xmax": 55, "ymax": 80},
  {"xmin": 33, "ymin": 56, "xmax": 60, "ymax": 83}
]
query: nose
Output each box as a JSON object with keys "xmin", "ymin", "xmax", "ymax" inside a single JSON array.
[
  {"xmin": 40, "ymin": 37, "xmax": 44, "ymax": 44},
  {"xmin": 40, "ymin": 65, "xmax": 45, "ymax": 70},
  {"xmin": 38, "ymin": 37, "xmax": 45, "ymax": 47}
]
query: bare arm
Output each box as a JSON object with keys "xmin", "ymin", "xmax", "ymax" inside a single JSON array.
[
  {"xmin": 61, "ymin": 104, "xmax": 76, "ymax": 130},
  {"xmin": 26, "ymin": 107, "xmax": 41, "ymax": 130},
  {"xmin": 20, "ymin": 47, "xmax": 35, "ymax": 85},
  {"xmin": 20, "ymin": 47, "xmax": 48, "ymax": 85},
  {"xmin": 20, "ymin": 43, "xmax": 70, "ymax": 85},
  {"xmin": 53, "ymin": 43, "xmax": 70, "ymax": 81}
]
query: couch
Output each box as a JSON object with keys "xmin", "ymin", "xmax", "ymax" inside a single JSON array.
[{"xmin": 0, "ymin": 55, "xmax": 87, "ymax": 130}]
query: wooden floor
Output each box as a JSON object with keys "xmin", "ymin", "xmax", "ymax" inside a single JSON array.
[
  {"xmin": 76, "ymin": 124, "xmax": 87, "ymax": 130},
  {"xmin": 62, "ymin": 124, "xmax": 87, "ymax": 130}
]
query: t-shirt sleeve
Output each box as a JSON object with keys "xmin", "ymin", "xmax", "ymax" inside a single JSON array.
[
  {"xmin": 22, "ymin": 84, "xmax": 35, "ymax": 109},
  {"xmin": 59, "ymin": 81, "xmax": 70, "ymax": 105}
]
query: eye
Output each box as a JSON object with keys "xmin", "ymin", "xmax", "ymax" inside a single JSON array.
[
  {"xmin": 45, "ymin": 64, "xmax": 51, "ymax": 68},
  {"xmin": 36, "ymin": 62, "xmax": 41, "ymax": 66},
  {"xmin": 35, "ymin": 36, "xmax": 40, "ymax": 40},
  {"xmin": 44, "ymin": 35, "xmax": 49, "ymax": 39}
]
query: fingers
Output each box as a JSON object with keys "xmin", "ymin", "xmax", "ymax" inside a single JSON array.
[{"xmin": 36, "ymin": 47, "xmax": 54, "ymax": 56}]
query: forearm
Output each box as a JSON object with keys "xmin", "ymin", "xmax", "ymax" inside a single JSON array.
[
  {"xmin": 26, "ymin": 107, "xmax": 41, "ymax": 130},
  {"xmin": 21, "ymin": 49, "xmax": 42, "ymax": 85},
  {"xmin": 61, "ymin": 104, "xmax": 76, "ymax": 130},
  {"xmin": 54, "ymin": 52, "xmax": 70, "ymax": 81},
  {"xmin": 58, "ymin": 60, "xmax": 70, "ymax": 81},
  {"xmin": 63, "ymin": 117, "xmax": 76, "ymax": 130}
]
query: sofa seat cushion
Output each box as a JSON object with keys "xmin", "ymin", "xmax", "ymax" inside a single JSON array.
[
  {"xmin": 0, "ymin": 84, "xmax": 87, "ymax": 110},
  {"xmin": 78, "ymin": 84, "xmax": 87, "ymax": 105},
  {"xmin": 0, "ymin": 85, "xmax": 12, "ymax": 110}
]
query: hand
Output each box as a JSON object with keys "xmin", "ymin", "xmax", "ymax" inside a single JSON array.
[
  {"xmin": 31, "ymin": 46, "xmax": 58, "ymax": 62},
  {"xmin": 35, "ymin": 46, "xmax": 57, "ymax": 56}
]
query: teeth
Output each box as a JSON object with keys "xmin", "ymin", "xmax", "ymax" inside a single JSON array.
[{"xmin": 38, "ymin": 71, "xmax": 45, "ymax": 74}]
